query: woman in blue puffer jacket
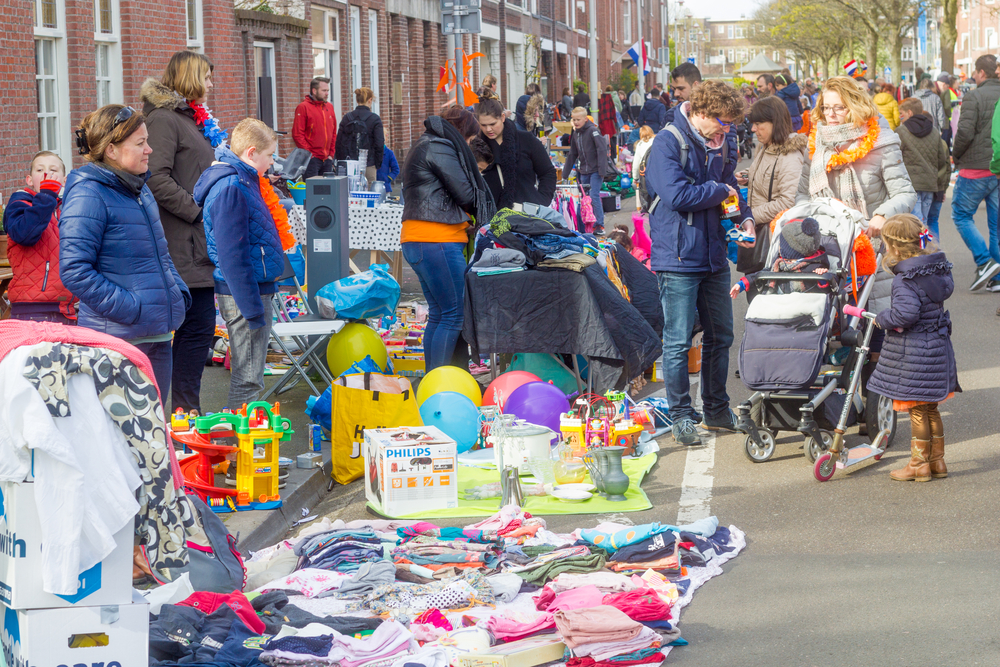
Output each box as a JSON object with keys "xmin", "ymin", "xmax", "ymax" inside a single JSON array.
[
  {"xmin": 774, "ymin": 73, "xmax": 803, "ymax": 132},
  {"xmin": 60, "ymin": 105, "xmax": 190, "ymax": 397}
]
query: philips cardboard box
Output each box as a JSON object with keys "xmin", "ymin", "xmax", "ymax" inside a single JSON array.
[
  {"xmin": 0, "ymin": 481, "xmax": 133, "ymax": 610},
  {"xmin": 363, "ymin": 426, "xmax": 458, "ymax": 517},
  {"xmin": 1, "ymin": 590, "xmax": 149, "ymax": 667}
]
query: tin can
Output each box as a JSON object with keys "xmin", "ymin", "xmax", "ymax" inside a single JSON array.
[{"xmin": 308, "ymin": 424, "xmax": 323, "ymax": 452}]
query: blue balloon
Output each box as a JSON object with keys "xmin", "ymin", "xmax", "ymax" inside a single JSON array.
[{"xmin": 419, "ymin": 391, "xmax": 481, "ymax": 453}]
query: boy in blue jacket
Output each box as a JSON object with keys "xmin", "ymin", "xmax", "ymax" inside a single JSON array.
[
  {"xmin": 375, "ymin": 146, "xmax": 400, "ymax": 193},
  {"xmin": 645, "ymin": 80, "xmax": 754, "ymax": 445},
  {"xmin": 194, "ymin": 119, "xmax": 284, "ymax": 409}
]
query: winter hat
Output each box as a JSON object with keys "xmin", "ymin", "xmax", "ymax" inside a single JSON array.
[{"xmin": 779, "ymin": 217, "xmax": 821, "ymax": 260}]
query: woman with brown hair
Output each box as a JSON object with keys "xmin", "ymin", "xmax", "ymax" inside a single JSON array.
[
  {"xmin": 399, "ymin": 105, "xmax": 495, "ymax": 370},
  {"xmin": 140, "ymin": 50, "xmax": 220, "ymax": 414},
  {"xmin": 475, "ymin": 97, "xmax": 556, "ymax": 209},
  {"xmin": 60, "ymin": 105, "xmax": 189, "ymax": 395},
  {"xmin": 336, "ymin": 86, "xmax": 385, "ymax": 183}
]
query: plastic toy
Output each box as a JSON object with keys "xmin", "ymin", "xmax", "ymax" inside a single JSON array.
[
  {"xmin": 171, "ymin": 408, "xmax": 193, "ymax": 432},
  {"xmin": 483, "ymin": 371, "xmax": 541, "ymax": 408},
  {"xmin": 559, "ymin": 393, "xmax": 646, "ymax": 456},
  {"xmin": 172, "ymin": 401, "xmax": 293, "ymax": 512},
  {"xmin": 326, "ymin": 322, "xmax": 388, "ymax": 378},
  {"xmin": 419, "ymin": 391, "xmax": 480, "ymax": 453},
  {"xmin": 416, "ymin": 365, "xmax": 483, "ymax": 407},
  {"xmin": 502, "ymin": 381, "xmax": 570, "ymax": 435}
]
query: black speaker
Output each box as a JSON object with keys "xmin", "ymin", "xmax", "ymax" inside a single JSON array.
[{"xmin": 305, "ymin": 176, "xmax": 350, "ymax": 314}]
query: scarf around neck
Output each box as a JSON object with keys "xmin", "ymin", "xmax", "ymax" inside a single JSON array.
[
  {"xmin": 98, "ymin": 161, "xmax": 147, "ymax": 195},
  {"xmin": 808, "ymin": 118, "xmax": 896, "ymax": 218},
  {"xmin": 425, "ymin": 116, "xmax": 497, "ymax": 229},
  {"xmin": 487, "ymin": 120, "xmax": 520, "ymax": 209}
]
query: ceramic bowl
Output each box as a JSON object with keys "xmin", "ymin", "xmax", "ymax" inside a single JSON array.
[
  {"xmin": 551, "ymin": 488, "xmax": 593, "ymax": 503},
  {"xmin": 553, "ymin": 483, "xmax": 596, "ymax": 494}
]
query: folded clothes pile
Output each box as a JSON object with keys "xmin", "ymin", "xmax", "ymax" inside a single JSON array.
[
  {"xmin": 392, "ymin": 535, "xmax": 501, "ymax": 573},
  {"xmin": 554, "ymin": 606, "xmax": 663, "ymax": 662},
  {"xmin": 294, "ymin": 529, "xmax": 384, "ymax": 572},
  {"xmin": 258, "ymin": 619, "xmax": 416, "ymax": 667}
]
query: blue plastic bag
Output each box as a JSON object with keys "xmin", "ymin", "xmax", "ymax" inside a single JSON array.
[
  {"xmin": 315, "ymin": 264, "xmax": 401, "ymax": 320},
  {"xmin": 305, "ymin": 387, "xmax": 333, "ymax": 430}
]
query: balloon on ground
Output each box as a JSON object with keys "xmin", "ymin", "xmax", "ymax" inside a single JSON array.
[
  {"xmin": 419, "ymin": 392, "xmax": 480, "ymax": 453},
  {"xmin": 416, "ymin": 365, "xmax": 483, "ymax": 406},
  {"xmin": 502, "ymin": 381, "xmax": 570, "ymax": 434},
  {"xmin": 483, "ymin": 370, "xmax": 542, "ymax": 407}
]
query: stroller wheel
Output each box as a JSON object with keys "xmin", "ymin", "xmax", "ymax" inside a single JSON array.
[
  {"xmin": 865, "ymin": 391, "xmax": 897, "ymax": 449},
  {"xmin": 744, "ymin": 431, "xmax": 776, "ymax": 463},
  {"xmin": 814, "ymin": 453, "xmax": 836, "ymax": 482},
  {"xmin": 805, "ymin": 431, "xmax": 833, "ymax": 463}
]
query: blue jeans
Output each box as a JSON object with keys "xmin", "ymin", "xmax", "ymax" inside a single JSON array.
[
  {"xmin": 402, "ymin": 242, "xmax": 467, "ymax": 371},
  {"xmin": 927, "ymin": 197, "xmax": 943, "ymax": 241},
  {"xmin": 658, "ymin": 268, "xmax": 735, "ymax": 422},
  {"xmin": 583, "ymin": 172, "xmax": 605, "ymax": 230},
  {"xmin": 912, "ymin": 191, "xmax": 934, "ymax": 227},
  {"xmin": 951, "ymin": 175, "xmax": 1000, "ymax": 266},
  {"xmin": 171, "ymin": 286, "xmax": 216, "ymax": 413},
  {"xmin": 218, "ymin": 293, "xmax": 274, "ymax": 409},
  {"xmin": 134, "ymin": 340, "xmax": 173, "ymax": 403}
]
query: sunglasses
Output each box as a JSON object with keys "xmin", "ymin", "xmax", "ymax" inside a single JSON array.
[{"xmin": 112, "ymin": 106, "xmax": 136, "ymax": 130}]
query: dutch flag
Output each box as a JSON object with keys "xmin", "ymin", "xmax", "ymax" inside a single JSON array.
[{"xmin": 627, "ymin": 41, "xmax": 650, "ymax": 75}]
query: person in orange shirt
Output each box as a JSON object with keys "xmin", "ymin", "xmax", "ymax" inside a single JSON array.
[{"xmin": 399, "ymin": 105, "xmax": 496, "ymax": 370}]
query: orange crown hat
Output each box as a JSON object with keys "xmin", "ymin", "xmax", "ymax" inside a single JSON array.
[{"xmin": 844, "ymin": 59, "xmax": 868, "ymax": 79}]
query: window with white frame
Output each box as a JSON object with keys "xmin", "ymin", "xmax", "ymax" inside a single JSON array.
[
  {"xmin": 961, "ymin": 0, "xmax": 968, "ymax": 10},
  {"xmin": 94, "ymin": 0, "xmax": 122, "ymax": 106},
  {"xmin": 737, "ymin": 48, "xmax": 747, "ymax": 62},
  {"xmin": 902, "ymin": 45, "xmax": 914, "ymax": 60},
  {"xmin": 312, "ymin": 7, "xmax": 343, "ymax": 119},
  {"xmin": 623, "ymin": 0, "xmax": 631, "ymax": 42},
  {"xmin": 254, "ymin": 42, "xmax": 278, "ymax": 129},
  {"xmin": 349, "ymin": 6, "xmax": 362, "ymax": 94},
  {"xmin": 186, "ymin": 0, "xmax": 203, "ymax": 50},
  {"xmin": 972, "ymin": 19, "xmax": 980, "ymax": 49},
  {"xmin": 988, "ymin": 27, "xmax": 998, "ymax": 48},
  {"xmin": 772, "ymin": 50, "xmax": 780, "ymax": 61},
  {"xmin": 727, "ymin": 48, "xmax": 734, "ymax": 61},
  {"xmin": 717, "ymin": 25, "xmax": 724, "ymax": 34},
  {"xmin": 735, "ymin": 26, "xmax": 744, "ymax": 38},
  {"xmin": 367, "ymin": 9, "xmax": 379, "ymax": 114},
  {"xmin": 33, "ymin": 0, "xmax": 69, "ymax": 163},
  {"xmin": 727, "ymin": 25, "xmax": 733, "ymax": 38}
]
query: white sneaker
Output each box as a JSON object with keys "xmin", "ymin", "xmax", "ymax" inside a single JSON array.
[{"xmin": 970, "ymin": 260, "xmax": 1000, "ymax": 291}]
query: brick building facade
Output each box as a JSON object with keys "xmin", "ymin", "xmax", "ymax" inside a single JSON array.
[{"xmin": 5, "ymin": 0, "xmax": 677, "ymax": 200}]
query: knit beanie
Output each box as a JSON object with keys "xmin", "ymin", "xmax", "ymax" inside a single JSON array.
[{"xmin": 779, "ymin": 217, "xmax": 821, "ymax": 260}]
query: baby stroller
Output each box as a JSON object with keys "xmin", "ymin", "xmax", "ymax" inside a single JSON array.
[{"xmin": 735, "ymin": 199, "xmax": 897, "ymax": 477}]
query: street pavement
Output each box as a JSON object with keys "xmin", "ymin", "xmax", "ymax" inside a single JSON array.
[{"xmin": 199, "ymin": 183, "xmax": 1000, "ymax": 664}]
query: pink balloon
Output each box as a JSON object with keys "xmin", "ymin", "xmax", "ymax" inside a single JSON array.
[{"xmin": 483, "ymin": 371, "xmax": 542, "ymax": 407}]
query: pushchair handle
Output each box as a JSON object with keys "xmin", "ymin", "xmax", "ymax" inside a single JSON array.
[{"xmin": 843, "ymin": 304, "xmax": 873, "ymax": 319}]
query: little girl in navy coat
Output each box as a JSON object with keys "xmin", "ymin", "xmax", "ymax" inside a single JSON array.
[{"xmin": 866, "ymin": 214, "xmax": 960, "ymax": 482}]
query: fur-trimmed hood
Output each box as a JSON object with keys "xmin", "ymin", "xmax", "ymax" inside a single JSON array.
[
  {"xmin": 766, "ymin": 132, "xmax": 808, "ymax": 156},
  {"xmin": 140, "ymin": 78, "xmax": 189, "ymax": 111}
]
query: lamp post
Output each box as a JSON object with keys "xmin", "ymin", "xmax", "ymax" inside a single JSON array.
[{"xmin": 588, "ymin": 0, "xmax": 598, "ymax": 109}]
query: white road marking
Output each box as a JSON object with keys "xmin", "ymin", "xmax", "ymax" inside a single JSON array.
[{"xmin": 676, "ymin": 372, "xmax": 716, "ymax": 524}]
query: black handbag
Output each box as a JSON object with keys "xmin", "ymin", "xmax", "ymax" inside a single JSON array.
[{"xmin": 736, "ymin": 159, "xmax": 777, "ymax": 274}]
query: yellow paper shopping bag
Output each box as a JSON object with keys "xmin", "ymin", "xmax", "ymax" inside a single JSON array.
[{"xmin": 329, "ymin": 373, "xmax": 422, "ymax": 484}]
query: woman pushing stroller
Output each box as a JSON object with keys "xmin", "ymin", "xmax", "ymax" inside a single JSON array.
[{"xmin": 860, "ymin": 214, "xmax": 960, "ymax": 482}]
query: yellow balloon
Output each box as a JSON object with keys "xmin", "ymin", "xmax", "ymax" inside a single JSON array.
[
  {"xmin": 416, "ymin": 366, "xmax": 483, "ymax": 406},
  {"xmin": 325, "ymin": 322, "xmax": 388, "ymax": 378}
]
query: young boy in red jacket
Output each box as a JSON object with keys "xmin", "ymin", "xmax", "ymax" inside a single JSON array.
[{"xmin": 2, "ymin": 151, "xmax": 77, "ymax": 323}]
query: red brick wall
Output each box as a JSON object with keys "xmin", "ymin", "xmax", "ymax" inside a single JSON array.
[{"xmin": 0, "ymin": 7, "xmax": 38, "ymax": 199}]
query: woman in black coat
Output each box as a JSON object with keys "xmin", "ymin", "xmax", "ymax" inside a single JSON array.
[
  {"xmin": 474, "ymin": 98, "xmax": 557, "ymax": 210},
  {"xmin": 399, "ymin": 105, "xmax": 495, "ymax": 371},
  {"xmin": 335, "ymin": 87, "xmax": 385, "ymax": 183}
]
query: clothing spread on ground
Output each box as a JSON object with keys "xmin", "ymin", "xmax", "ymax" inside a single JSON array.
[{"xmin": 144, "ymin": 511, "xmax": 745, "ymax": 666}]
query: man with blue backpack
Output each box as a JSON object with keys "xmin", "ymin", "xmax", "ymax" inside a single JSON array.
[{"xmin": 645, "ymin": 80, "xmax": 754, "ymax": 446}]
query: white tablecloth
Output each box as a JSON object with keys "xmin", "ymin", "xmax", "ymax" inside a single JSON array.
[{"xmin": 290, "ymin": 203, "xmax": 403, "ymax": 252}]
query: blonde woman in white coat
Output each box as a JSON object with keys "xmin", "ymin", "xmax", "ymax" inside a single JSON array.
[{"xmin": 631, "ymin": 125, "xmax": 656, "ymax": 211}]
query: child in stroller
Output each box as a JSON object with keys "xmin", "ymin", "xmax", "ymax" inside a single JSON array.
[{"xmin": 730, "ymin": 217, "xmax": 831, "ymax": 298}]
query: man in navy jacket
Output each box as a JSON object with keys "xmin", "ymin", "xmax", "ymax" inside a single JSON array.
[{"xmin": 646, "ymin": 80, "xmax": 754, "ymax": 445}]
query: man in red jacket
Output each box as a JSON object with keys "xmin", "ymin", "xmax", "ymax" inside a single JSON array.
[{"xmin": 292, "ymin": 77, "xmax": 338, "ymax": 178}]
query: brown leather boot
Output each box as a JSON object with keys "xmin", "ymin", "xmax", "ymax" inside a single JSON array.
[
  {"xmin": 929, "ymin": 436, "xmax": 947, "ymax": 478},
  {"xmin": 890, "ymin": 438, "xmax": 932, "ymax": 482}
]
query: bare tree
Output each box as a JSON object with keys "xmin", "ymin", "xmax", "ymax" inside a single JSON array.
[
  {"xmin": 754, "ymin": 0, "xmax": 852, "ymax": 81},
  {"xmin": 941, "ymin": 0, "xmax": 958, "ymax": 74}
]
